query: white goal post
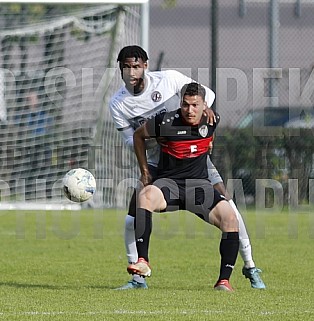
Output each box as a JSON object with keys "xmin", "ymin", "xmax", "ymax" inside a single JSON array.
[{"xmin": 0, "ymin": 0, "xmax": 149, "ymax": 208}]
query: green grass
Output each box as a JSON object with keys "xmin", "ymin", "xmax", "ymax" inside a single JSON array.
[{"xmin": 0, "ymin": 207, "xmax": 313, "ymax": 320}]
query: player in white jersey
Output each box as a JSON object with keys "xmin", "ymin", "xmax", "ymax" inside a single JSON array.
[
  {"xmin": 109, "ymin": 45, "xmax": 265, "ymax": 290},
  {"xmin": 110, "ymin": 70, "xmax": 215, "ymax": 167}
]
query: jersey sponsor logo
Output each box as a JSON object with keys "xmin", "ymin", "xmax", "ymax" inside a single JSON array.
[
  {"xmin": 151, "ymin": 91, "xmax": 162, "ymax": 102},
  {"xmin": 129, "ymin": 108, "xmax": 167, "ymax": 129},
  {"xmin": 199, "ymin": 125, "xmax": 209, "ymax": 137},
  {"xmin": 145, "ymin": 108, "xmax": 167, "ymax": 121}
]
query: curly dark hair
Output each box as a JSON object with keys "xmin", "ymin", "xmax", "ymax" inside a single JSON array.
[{"xmin": 117, "ymin": 45, "xmax": 149, "ymax": 63}]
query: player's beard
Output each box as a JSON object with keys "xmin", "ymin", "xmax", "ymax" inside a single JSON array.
[
  {"xmin": 125, "ymin": 72, "xmax": 145, "ymax": 95},
  {"xmin": 132, "ymin": 77, "xmax": 145, "ymax": 95}
]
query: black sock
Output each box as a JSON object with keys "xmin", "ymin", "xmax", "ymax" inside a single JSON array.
[
  {"xmin": 135, "ymin": 208, "xmax": 152, "ymax": 262},
  {"xmin": 218, "ymin": 232, "xmax": 239, "ymax": 281}
]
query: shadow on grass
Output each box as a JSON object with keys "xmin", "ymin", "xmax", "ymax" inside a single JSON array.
[
  {"xmin": 0, "ymin": 281, "xmax": 116, "ymax": 290},
  {"xmin": 88, "ymin": 284, "xmax": 124, "ymax": 290},
  {"xmin": 0, "ymin": 281, "xmax": 69, "ymax": 290}
]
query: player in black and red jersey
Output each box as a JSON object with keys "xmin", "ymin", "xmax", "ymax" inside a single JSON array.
[
  {"xmin": 111, "ymin": 46, "xmax": 265, "ymax": 291},
  {"xmin": 128, "ymin": 82, "xmax": 239, "ymax": 291}
]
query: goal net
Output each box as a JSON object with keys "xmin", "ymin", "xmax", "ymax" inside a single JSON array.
[{"xmin": 0, "ymin": 3, "xmax": 144, "ymax": 208}]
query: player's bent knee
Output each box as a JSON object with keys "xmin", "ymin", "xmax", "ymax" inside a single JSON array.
[
  {"xmin": 138, "ymin": 185, "xmax": 164, "ymax": 211},
  {"xmin": 210, "ymin": 200, "xmax": 239, "ymax": 231}
]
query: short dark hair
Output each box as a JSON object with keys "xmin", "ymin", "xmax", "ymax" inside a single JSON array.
[
  {"xmin": 117, "ymin": 45, "xmax": 149, "ymax": 63},
  {"xmin": 181, "ymin": 82, "xmax": 206, "ymax": 101}
]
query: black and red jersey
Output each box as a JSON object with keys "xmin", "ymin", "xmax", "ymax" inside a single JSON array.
[{"xmin": 145, "ymin": 109, "xmax": 219, "ymax": 179}]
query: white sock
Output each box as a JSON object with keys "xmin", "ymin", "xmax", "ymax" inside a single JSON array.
[
  {"xmin": 124, "ymin": 215, "xmax": 146, "ymax": 283},
  {"xmin": 228, "ymin": 200, "xmax": 255, "ymax": 268},
  {"xmin": 124, "ymin": 215, "xmax": 138, "ymax": 264}
]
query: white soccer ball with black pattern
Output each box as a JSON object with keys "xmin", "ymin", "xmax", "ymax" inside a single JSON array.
[{"xmin": 63, "ymin": 168, "xmax": 96, "ymax": 202}]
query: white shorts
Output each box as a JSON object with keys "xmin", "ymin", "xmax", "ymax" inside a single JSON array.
[{"xmin": 207, "ymin": 157, "xmax": 223, "ymax": 186}]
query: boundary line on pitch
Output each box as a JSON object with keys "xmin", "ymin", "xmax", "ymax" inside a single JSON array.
[{"xmin": 0, "ymin": 309, "xmax": 312, "ymax": 317}]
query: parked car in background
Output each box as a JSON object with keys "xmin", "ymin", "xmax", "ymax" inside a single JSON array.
[{"xmin": 237, "ymin": 106, "xmax": 314, "ymax": 129}]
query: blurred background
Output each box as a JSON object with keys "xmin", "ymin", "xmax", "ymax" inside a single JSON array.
[{"xmin": 0, "ymin": 0, "xmax": 313, "ymax": 208}]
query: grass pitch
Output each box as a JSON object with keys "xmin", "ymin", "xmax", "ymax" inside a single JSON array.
[{"xmin": 0, "ymin": 207, "xmax": 313, "ymax": 320}]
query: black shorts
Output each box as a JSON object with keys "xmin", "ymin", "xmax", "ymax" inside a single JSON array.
[
  {"xmin": 128, "ymin": 173, "xmax": 225, "ymax": 222},
  {"xmin": 153, "ymin": 178, "xmax": 226, "ymax": 222}
]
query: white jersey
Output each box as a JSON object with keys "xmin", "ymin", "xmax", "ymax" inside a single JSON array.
[{"xmin": 109, "ymin": 70, "xmax": 215, "ymax": 166}]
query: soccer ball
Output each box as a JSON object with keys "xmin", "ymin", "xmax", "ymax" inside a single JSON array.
[{"xmin": 62, "ymin": 168, "xmax": 96, "ymax": 202}]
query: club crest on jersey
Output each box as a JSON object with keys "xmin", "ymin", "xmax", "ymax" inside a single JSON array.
[
  {"xmin": 151, "ymin": 91, "xmax": 162, "ymax": 102},
  {"xmin": 199, "ymin": 125, "xmax": 208, "ymax": 137}
]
